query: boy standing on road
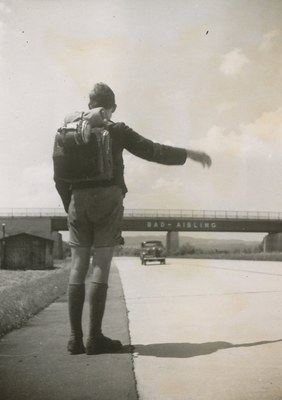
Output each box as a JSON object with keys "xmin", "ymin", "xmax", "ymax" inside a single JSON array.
[{"xmin": 53, "ymin": 82, "xmax": 212, "ymax": 355}]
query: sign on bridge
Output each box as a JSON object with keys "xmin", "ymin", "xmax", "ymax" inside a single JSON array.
[{"xmin": 144, "ymin": 220, "xmax": 217, "ymax": 231}]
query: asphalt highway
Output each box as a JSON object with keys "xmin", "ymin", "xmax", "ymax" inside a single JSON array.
[
  {"xmin": 1, "ymin": 257, "xmax": 282, "ymax": 400},
  {"xmin": 115, "ymin": 257, "xmax": 282, "ymax": 400}
]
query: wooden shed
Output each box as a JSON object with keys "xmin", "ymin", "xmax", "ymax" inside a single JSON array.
[{"xmin": 0, "ymin": 233, "xmax": 54, "ymax": 270}]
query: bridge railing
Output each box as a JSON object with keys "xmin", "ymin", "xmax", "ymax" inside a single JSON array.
[
  {"xmin": 0, "ymin": 208, "xmax": 282, "ymax": 220},
  {"xmin": 0, "ymin": 208, "xmax": 67, "ymax": 217},
  {"xmin": 124, "ymin": 209, "xmax": 282, "ymax": 220}
]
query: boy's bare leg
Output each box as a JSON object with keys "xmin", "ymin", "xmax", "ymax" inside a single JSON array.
[
  {"xmin": 69, "ymin": 246, "xmax": 91, "ymax": 284},
  {"xmin": 91, "ymin": 246, "xmax": 114, "ymax": 284}
]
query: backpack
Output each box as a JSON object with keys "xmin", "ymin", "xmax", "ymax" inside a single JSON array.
[{"xmin": 53, "ymin": 107, "xmax": 114, "ymax": 184}]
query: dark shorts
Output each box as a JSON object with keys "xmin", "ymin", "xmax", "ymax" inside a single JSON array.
[{"xmin": 68, "ymin": 186, "xmax": 124, "ymax": 248}]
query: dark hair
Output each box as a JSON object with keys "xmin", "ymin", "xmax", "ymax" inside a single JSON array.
[{"xmin": 88, "ymin": 82, "xmax": 116, "ymax": 110}]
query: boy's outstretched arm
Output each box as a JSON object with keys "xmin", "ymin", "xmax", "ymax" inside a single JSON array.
[{"xmin": 186, "ymin": 149, "xmax": 212, "ymax": 168}]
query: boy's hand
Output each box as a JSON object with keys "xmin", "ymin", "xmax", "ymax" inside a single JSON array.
[{"xmin": 186, "ymin": 149, "xmax": 212, "ymax": 168}]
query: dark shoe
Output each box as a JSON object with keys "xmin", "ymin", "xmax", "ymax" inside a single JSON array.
[
  {"xmin": 86, "ymin": 334, "xmax": 122, "ymax": 355},
  {"xmin": 67, "ymin": 338, "xmax": 86, "ymax": 355}
]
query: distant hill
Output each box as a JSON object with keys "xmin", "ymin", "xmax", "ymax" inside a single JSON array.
[{"xmin": 123, "ymin": 234, "xmax": 261, "ymax": 252}]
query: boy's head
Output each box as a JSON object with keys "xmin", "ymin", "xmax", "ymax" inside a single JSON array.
[{"xmin": 88, "ymin": 83, "xmax": 116, "ymax": 113}]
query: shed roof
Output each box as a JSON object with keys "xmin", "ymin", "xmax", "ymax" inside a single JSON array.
[{"xmin": 0, "ymin": 232, "xmax": 54, "ymax": 243}]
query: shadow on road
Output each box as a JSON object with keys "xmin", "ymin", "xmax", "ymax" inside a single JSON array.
[{"xmin": 122, "ymin": 339, "xmax": 282, "ymax": 358}]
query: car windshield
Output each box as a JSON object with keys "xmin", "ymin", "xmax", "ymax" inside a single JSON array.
[{"xmin": 143, "ymin": 241, "xmax": 162, "ymax": 247}]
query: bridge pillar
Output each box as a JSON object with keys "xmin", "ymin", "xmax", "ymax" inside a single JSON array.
[
  {"xmin": 263, "ymin": 233, "xmax": 282, "ymax": 252},
  {"xmin": 51, "ymin": 231, "xmax": 64, "ymax": 259},
  {"xmin": 166, "ymin": 231, "xmax": 179, "ymax": 255}
]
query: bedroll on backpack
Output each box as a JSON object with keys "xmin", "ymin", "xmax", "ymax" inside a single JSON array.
[{"xmin": 53, "ymin": 107, "xmax": 114, "ymax": 184}]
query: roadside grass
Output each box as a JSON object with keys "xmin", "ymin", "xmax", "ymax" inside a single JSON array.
[
  {"xmin": 116, "ymin": 251, "xmax": 282, "ymax": 262},
  {"xmin": 0, "ymin": 259, "xmax": 71, "ymax": 337},
  {"xmin": 174, "ymin": 252, "xmax": 282, "ymax": 261}
]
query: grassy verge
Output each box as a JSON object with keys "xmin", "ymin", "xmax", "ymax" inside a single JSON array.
[
  {"xmin": 0, "ymin": 259, "xmax": 71, "ymax": 337},
  {"xmin": 172, "ymin": 252, "xmax": 282, "ymax": 261}
]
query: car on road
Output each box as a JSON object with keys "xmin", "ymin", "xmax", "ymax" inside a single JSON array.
[{"xmin": 140, "ymin": 240, "xmax": 166, "ymax": 265}]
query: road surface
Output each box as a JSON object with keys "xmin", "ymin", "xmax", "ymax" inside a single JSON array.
[
  {"xmin": 0, "ymin": 256, "xmax": 282, "ymax": 400},
  {"xmin": 115, "ymin": 257, "xmax": 282, "ymax": 400}
]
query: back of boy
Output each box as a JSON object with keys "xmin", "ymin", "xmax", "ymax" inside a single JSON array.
[{"xmin": 53, "ymin": 107, "xmax": 114, "ymax": 186}]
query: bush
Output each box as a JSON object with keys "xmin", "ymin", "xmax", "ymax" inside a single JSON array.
[{"xmin": 177, "ymin": 243, "xmax": 195, "ymax": 256}]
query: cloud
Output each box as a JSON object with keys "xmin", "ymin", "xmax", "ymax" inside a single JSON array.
[
  {"xmin": 0, "ymin": 2, "xmax": 11, "ymax": 14},
  {"xmin": 20, "ymin": 164, "xmax": 61, "ymax": 207},
  {"xmin": 185, "ymin": 107, "xmax": 282, "ymax": 211},
  {"xmin": 217, "ymin": 101, "xmax": 238, "ymax": 113},
  {"xmin": 123, "ymin": 108, "xmax": 282, "ymax": 212},
  {"xmin": 0, "ymin": 20, "xmax": 5, "ymax": 45},
  {"xmin": 260, "ymin": 29, "xmax": 280, "ymax": 51},
  {"xmin": 0, "ymin": 19, "xmax": 8, "ymax": 73},
  {"xmin": 0, "ymin": 163, "xmax": 62, "ymax": 209},
  {"xmin": 0, "ymin": 0, "xmax": 281, "ymax": 217},
  {"xmin": 220, "ymin": 48, "xmax": 249, "ymax": 76},
  {"xmin": 191, "ymin": 107, "xmax": 282, "ymax": 157}
]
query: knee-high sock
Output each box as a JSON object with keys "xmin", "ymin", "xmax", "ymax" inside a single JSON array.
[
  {"xmin": 88, "ymin": 282, "xmax": 108, "ymax": 338},
  {"xmin": 68, "ymin": 283, "xmax": 85, "ymax": 339}
]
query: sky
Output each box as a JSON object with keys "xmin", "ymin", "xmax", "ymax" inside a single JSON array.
[{"xmin": 0, "ymin": 0, "xmax": 282, "ymax": 227}]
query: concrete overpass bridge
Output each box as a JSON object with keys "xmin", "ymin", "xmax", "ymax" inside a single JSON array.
[{"xmin": 1, "ymin": 208, "xmax": 282, "ymax": 256}]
